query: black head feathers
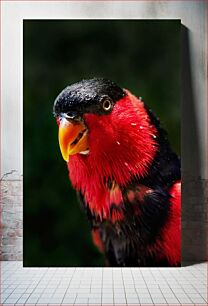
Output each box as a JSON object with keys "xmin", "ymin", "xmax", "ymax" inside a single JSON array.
[{"xmin": 53, "ymin": 78, "xmax": 126, "ymax": 116}]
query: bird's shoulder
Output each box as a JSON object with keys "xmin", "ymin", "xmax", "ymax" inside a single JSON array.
[{"xmin": 77, "ymin": 178, "xmax": 171, "ymax": 228}]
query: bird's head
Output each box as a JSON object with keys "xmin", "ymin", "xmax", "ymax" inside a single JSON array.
[
  {"xmin": 53, "ymin": 78, "xmax": 125, "ymax": 161},
  {"xmin": 53, "ymin": 78, "xmax": 158, "ymax": 185}
]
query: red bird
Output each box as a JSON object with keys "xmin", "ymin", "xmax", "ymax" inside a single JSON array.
[{"xmin": 53, "ymin": 78, "xmax": 181, "ymax": 267}]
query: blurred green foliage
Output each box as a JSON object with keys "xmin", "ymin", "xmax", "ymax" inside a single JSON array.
[{"xmin": 24, "ymin": 20, "xmax": 180, "ymax": 266}]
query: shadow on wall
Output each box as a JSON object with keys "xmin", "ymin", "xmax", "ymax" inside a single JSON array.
[{"xmin": 181, "ymin": 25, "xmax": 207, "ymax": 265}]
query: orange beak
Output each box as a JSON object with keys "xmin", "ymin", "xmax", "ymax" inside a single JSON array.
[{"xmin": 58, "ymin": 118, "xmax": 89, "ymax": 161}]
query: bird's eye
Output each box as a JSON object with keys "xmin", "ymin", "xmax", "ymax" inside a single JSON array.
[{"xmin": 102, "ymin": 97, "xmax": 113, "ymax": 112}]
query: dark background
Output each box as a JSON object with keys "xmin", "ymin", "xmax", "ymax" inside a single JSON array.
[{"xmin": 24, "ymin": 20, "xmax": 180, "ymax": 266}]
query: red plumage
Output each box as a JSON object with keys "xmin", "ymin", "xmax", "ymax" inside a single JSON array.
[
  {"xmin": 160, "ymin": 181, "xmax": 181, "ymax": 265},
  {"xmin": 54, "ymin": 78, "xmax": 181, "ymax": 266},
  {"xmin": 68, "ymin": 91, "xmax": 158, "ymax": 218}
]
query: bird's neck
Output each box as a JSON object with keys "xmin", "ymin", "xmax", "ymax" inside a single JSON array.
[{"xmin": 67, "ymin": 92, "xmax": 160, "ymax": 217}]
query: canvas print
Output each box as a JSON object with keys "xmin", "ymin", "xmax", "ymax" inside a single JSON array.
[{"xmin": 24, "ymin": 20, "xmax": 181, "ymax": 267}]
